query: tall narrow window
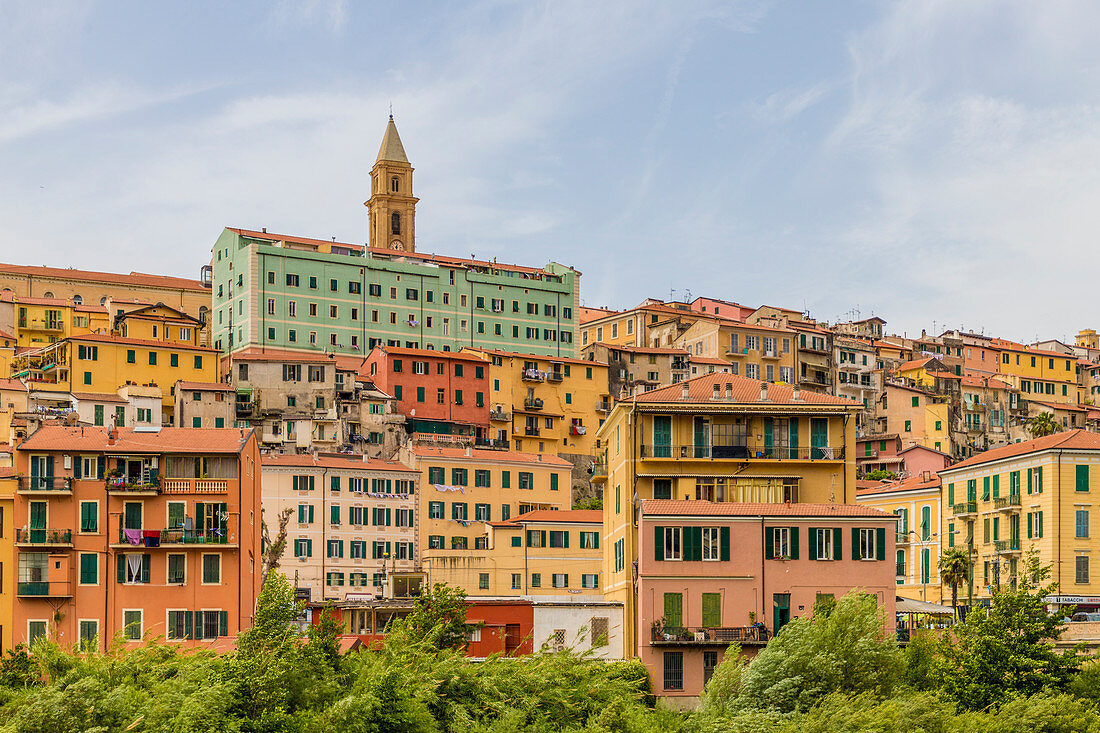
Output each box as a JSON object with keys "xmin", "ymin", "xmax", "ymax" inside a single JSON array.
[
  {"xmin": 391, "ymin": 176, "xmax": 400, "ymax": 192},
  {"xmin": 391, "ymin": 212, "xmax": 401, "ymax": 235}
]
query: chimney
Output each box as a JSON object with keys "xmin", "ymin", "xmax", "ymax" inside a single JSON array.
[
  {"xmin": 262, "ymin": 227, "xmax": 267, "ymax": 233},
  {"xmin": 106, "ymin": 429, "xmax": 116, "ymax": 446},
  {"xmin": 536, "ymin": 454, "xmax": 543, "ymax": 462},
  {"xmin": 712, "ymin": 384, "xmax": 721, "ymax": 400},
  {"xmin": 792, "ymin": 386, "xmax": 802, "ymax": 402},
  {"xmin": 725, "ymin": 382, "xmax": 733, "ymax": 399},
  {"xmin": 465, "ymin": 446, "xmax": 472, "ymax": 457},
  {"xmin": 681, "ymin": 382, "xmax": 690, "ymax": 400},
  {"xmin": 759, "ymin": 382, "xmax": 769, "ymax": 402}
]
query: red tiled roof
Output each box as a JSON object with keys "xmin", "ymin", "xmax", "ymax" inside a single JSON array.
[
  {"xmin": 333, "ymin": 355, "xmax": 368, "ymax": 372},
  {"xmin": 586, "ymin": 342, "xmax": 689, "ymax": 356},
  {"xmin": 641, "ymin": 500, "xmax": 893, "ymax": 518},
  {"xmin": 0, "ymin": 263, "xmax": 205, "ymax": 291},
  {"xmin": 961, "ymin": 375, "xmax": 1014, "ymax": 389},
  {"xmin": 1029, "ymin": 401, "xmax": 1087, "ymax": 413},
  {"xmin": 857, "ymin": 433, "xmax": 899, "ymax": 442},
  {"xmin": 0, "ymin": 378, "xmax": 28, "ymax": 392},
  {"xmin": 176, "ymin": 381, "xmax": 233, "ymax": 392},
  {"xmin": 626, "ymin": 372, "xmax": 855, "ymax": 407},
  {"xmin": 371, "ymin": 346, "xmax": 487, "ymax": 362},
  {"xmin": 896, "ymin": 357, "xmax": 937, "ymax": 372},
  {"xmin": 71, "ymin": 392, "xmax": 126, "ymax": 403},
  {"xmin": 67, "ymin": 333, "xmax": 217, "ymax": 352},
  {"xmin": 944, "ymin": 429, "xmax": 1100, "ymax": 471},
  {"xmin": 463, "ymin": 347, "xmax": 606, "ymax": 368},
  {"xmin": 367, "ymin": 246, "xmax": 568, "ymax": 276},
  {"xmin": 0, "ymin": 467, "xmax": 15, "ymax": 478},
  {"xmin": 690, "ymin": 357, "xmax": 733, "ymax": 366},
  {"xmin": 261, "ymin": 453, "xmax": 418, "ymax": 473},
  {"xmin": 412, "ymin": 446, "xmax": 571, "ymax": 467},
  {"xmin": 18, "ymin": 425, "xmax": 253, "ymax": 453}
]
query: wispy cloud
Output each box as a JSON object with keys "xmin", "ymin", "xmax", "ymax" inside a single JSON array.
[{"xmin": 269, "ymin": 0, "xmax": 348, "ymax": 33}]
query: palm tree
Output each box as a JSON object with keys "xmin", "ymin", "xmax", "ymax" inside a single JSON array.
[
  {"xmin": 1028, "ymin": 411, "xmax": 1059, "ymax": 438},
  {"xmin": 939, "ymin": 548, "xmax": 970, "ymax": 620}
]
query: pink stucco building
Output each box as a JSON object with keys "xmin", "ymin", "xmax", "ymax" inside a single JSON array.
[{"xmin": 638, "ymin": 501, "xmax": 897, "ymax": 702}]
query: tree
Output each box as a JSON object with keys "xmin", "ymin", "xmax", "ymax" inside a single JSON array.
[
  {"xmin": 1028, "ymin": 412, "xmax": 1059, "ymax": 438},
  {"xmin": 259, "ymin": 506, "xmax": 294, "ymax": 589},
  {"xmin": 865, "ymin": 469, "xmax": 898, "ymax": 481},
  {"xmin": 573, "ymin": 496, "xmax": 603, "ymax": 511},
  {"xmin": 938, "ymin": 548, "xmax": 970, "ymax": 618},
  {"xmin": 395, "ymin": 582, "xmax": 473, "ymax": 651},
  {"xmin": 941, "ymin": 552, "xmax": 1083, "ymax": 710}
]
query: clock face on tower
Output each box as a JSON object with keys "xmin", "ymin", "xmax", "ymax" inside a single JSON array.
[{"xmin": 390, "ymin": 239, "xmax": 404, "ymax": 251}]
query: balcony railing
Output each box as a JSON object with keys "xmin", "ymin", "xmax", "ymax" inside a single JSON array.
[
  {"xmin": 547, "ymin": 371, "xmax": 564, "ymax": 383},
  {"xmin": 993, "ymin": 495, "xmax": 1022, "ymax": 510},
  {"xmin": 952, "ymin": 501, "xmax": 978, "ymax": 515},
  {"xmin": 18, "ymin": 581, "xmax": 72, "ymax": 597},
  {"xmin": 570, "ymin": 425, "xmax": 587, "ymax": 436},
  {"xmin": 116, "ymin": 526, "xmax": 232, "ymax": 547},
  {"xmin": 106, "ymin": 476, "xmax": 160, "ymax": 493},
  {"xmin": 474, "ymin": 438, "xmax": 509, "ymax": 451},
  {"xmin": 235, "ymin": 401, "xmax": 256, "ymax": 416},
  {"xmin": 521, "ymin": 369, "xmax": 545, "ymax": 382},
  {"xmin": 17, "ymin": 477, "xmax": 72, "ymax": 492},
  {"xmin": 650, "ymin": 625, "xmax": 769, "ymax": 645},
  {"xmin": 524, "ymin": 427, "xmax": 540, "ymax": 436},
  {"xmin": 595, "ymin": 401, "xmax": 611, "ymax": 413},
  {"xmin": 590, "ymin": 460, "xmax": 607, "ymax": 480},
  {"xmin": 639, "ymin": 444, "xmax": 845, "ymax": 460},
  {"xmin": 994, "ymin": 539, "xmax": 1021, "ymax": 553},
  {"xmin": 15, "ymin": 528, "xmax": 72, "ymax": 545},
  {"xmin": 896, "ymin": 533, "xmax": 910, "ymax": 544},
  {"xmin": 489, "ymin": 409, "xmax": 510, "ymax": 422},
  {"xmin": 524, "ymin": 398, "xmax": 544, "ymax": 411},
  {"xmin": 160, "ymin": 478, "xmax": 230, "ymax": 494}
]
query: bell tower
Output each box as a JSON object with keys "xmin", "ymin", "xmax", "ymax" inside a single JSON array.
[{"xmin": 366, "ymin": 115, "xmax": 418, "ymax": 252}]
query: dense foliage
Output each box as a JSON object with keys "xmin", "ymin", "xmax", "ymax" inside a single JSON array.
[{"xmin": 0, "ymin": 564, "xmax": 1097, "ymax": 732}]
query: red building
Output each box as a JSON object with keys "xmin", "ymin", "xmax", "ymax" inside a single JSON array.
[{"xmin": 362, "ymin": 346, "xmax": 490, "ymax": 440}]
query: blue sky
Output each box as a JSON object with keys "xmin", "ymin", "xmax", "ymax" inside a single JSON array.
[{"xmin": 3, "ymin": 1, "xmax": 1099, "ymax": 341}]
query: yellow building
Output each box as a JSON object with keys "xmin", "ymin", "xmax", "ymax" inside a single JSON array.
[
  {"xmin": 857, "ymin": 474, "xmax": 943, "ymax": 604},
  {"xmin": 939, "ymin": 429, "xmax": 1100, "ymax": 608},
  {"xmin": 463, "ymin": 348, "xmax": 610, "ymax": 456},
  {"xmin": 408, "ymin": 446, "xmax": 572, "ymax": 594},
  {"xmin": 995, "ymin": 343, "xmax": 1078, "ymax": 405},
  {"xmin": 0, "ymin": 294, "xmax": 110, "ymax": 348},
  {"xmin": 0, "ymin": 467, "xmax": 11, "ymax": 651},
  {"xmin": 673, "ymin": 317, "xmax": 797, "ymax": 385},
  {"xmin": 436, "ymin": 509, "xmax": 604, "ymax": 596},
  {"xmin": 114, "ymin": 303, "xmax": 204, "ymax": 346},
  {"xmin": 579, "ymin": 301, "xmax": 706, "ymax": 350},
  {"xmin": 597, "ymin": 372, "xmax": 860, "ymax": 655},
  {"xmin": 895, "ymin": 356, "xmax": 955, "ymax": 389}
]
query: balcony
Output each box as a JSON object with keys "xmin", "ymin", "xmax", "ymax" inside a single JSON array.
[
  {"xmin": 590, "ymin": 460, "xmax": 607, "ymax": 482},
  {"xmin": 638, "ymin": 444, "xmax": 845, "ymax": 461},
  {"xmin": 474, "ymin": 438, "xmax": 509, "ymax": 451},
  {"xmin": 570, "ymin": 425, "xmax": 587, "ymax": 436},
  {"xmin": 761, "ymin": 350, "xmax": 779, "ymax": 360},
  {"xmin": 489, "ymin": 409, "xmax": 510, "ymax": 422},
  {"xmin": 952, "ymin": 501, "xmax": 978, "ymax": 516},
  {"xmin": 114, "ymin": 525, "xmax": 236, "ymax": 549},
  {"xmin": 595, "ymin": 400, "xmax": 611, "ymax": 413},
  {"xmin": 993, "ymin": 495, "xmax": 1022, "ymax": 512},
  {"xmin": 896, "ymin": 533, "xmax": 910, "ymax": 545},
  {"xmin": 524, "ymin": 398, "xmax": 544, "ymax": 411},
  {"xmin": 671, "ymin": 359, "xmax": 689, "ymax": 371},
  {"xmin": 521, "ymin": 368, "xmax": 545, "ymax": 383},
  {"xmin": 799, "ymin": 374, "xmax": 833, "ymax": 387},
  {"xmin": 17, "ymin": 477, "xmax": 72, "ymax": 494},
  {"xmin": 235, "ymin": 400, "xmax": 256, "ymax": 417},
  {"xmin": 547, "ymin": 371, "xmax": 564, "ymax": 383},
  {"xmin": 17, "ymin": 581, "xmax": 73, "ymax": 597},
  {"xmin": 524, "ymin": 426, "xmax": 540, "ymax": 437},
  {"xmin": 994, "ymin": 539, "xmax": 1021, "ymax": 554},
  {"xmin": 650, "ymin": 625, "xmax": 769, "ymax": 646},
  {"xmin": 160, "ymin": 478, "xmax": 230, "ymax": 494},
  {"xmin": 15, "ymin": 528, "xmax": 72, "ymax": 547},
  {"xmin": 105, "ymin": 475, "xmax": 160, "ymax": 495}
]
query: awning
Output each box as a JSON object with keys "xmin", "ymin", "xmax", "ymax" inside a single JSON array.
[{"xmin": 896, "ymin": 596, "xmax": 954, "ymax": 615}]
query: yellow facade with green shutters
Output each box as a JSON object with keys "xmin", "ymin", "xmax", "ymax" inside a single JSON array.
[
  {"xmin": 996, "ymin": 345, "xmax": 1078, "ymax": 404},
  {"xmin": 940, "ymin": 430, "xmax": 1100, "ymax": 608}
]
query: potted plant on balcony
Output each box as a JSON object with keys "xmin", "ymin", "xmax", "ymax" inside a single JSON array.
[{"xmin": 650, "ymin": 617, "xmax": 666, "ymax": 641}]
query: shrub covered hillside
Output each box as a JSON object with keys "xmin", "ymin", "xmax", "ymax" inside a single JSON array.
[{"xmin": 3, "ymin": 557, "xmax": 1100, "ymax": 732}]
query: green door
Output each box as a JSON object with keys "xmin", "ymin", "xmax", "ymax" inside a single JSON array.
[
  {"xmin": 29, "ymin": 501, "xmax": 46, "ymax": 543},
  {"xmin": 694, "ymin": 417, "xmax": 709, "ymax": 458},
  {"xmin": 763, "ymin": 417, "xmax": 774, "ymax": 458},
  {"xmin": 773, "ymin": 593, "xmax": 791, "ymax": 635},
  {"xmin": 664, "ymin": 592, "xmax": 683, "ymax": 631},
  {"xmin": 810, "ymin": 418, "xmax": 828, "ymax": 458},
  {"xmin": 653, "ymin": 416, "xmax": 671, "ymax": 458}
]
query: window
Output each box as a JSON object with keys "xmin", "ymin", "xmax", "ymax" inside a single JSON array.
[
  {"xmin": 858, "ymin": 528, "xmax": 878, "ymax": 560},
  {"xmin": 580, "ymin": 531, "xmax": 599, "ymax": 549},
  {"xmin": 202, "ymin": 554, "xmax": 221, "ymax": 584},
  {"xmin": 79, "ymin": 501, "xmax": 98, "ymax": 533},
  {"xmin": 511, "ymin": 573, "xmax": 521, "ymax": 590},
  {"xmin": 702, "ymin": 527, "xmax": 720, "ymax": 561},
  {"xmin": 663, "ymin": 526, "xmax": 682, "ymax": 561},
  {"xmin": 552, "ymin": 573, "xmax": 568, "ymax": 588},
  {"xmin": 814, "ymin": 528, "xmax": 836, "ymax": 560},
  {"xmin": 168, "ymin": 554, "xmax": 185, "ymax": 584},
  {"xmin": 1077, "ymin": 556, "xmax": 1090, "ymax": 584},
  {"xmin": 79, "ymin": 553, "xmax": 97, "ymax": 585},
  {"xmin": 1077, "ymin": 510, "xmax": 1089, "ymax": 539},
  {"xmin": 1078, "ymin": 465, "xmax": 1090, "ymax": 492},
  {"xmin": 478, "ymin": 573, "xmax": 489, "ymax": 590},
  {"xmin": 663, "ymin": 652, "xmax": 684, "ymax": 691},
  {"xmin": 79, "ymin": 619, "xmax": 98, "ymax": 650},
  {"xmin": 123, "ymin": 610, "xmax": 143, "ymax": 641},
  {"xmin": 701, "ymin": 592, "xmax": 721, "ymax": 627}
]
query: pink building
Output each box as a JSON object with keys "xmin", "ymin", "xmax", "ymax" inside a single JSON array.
[
  {"xmin": 897, "ymin": 444, "xmax": 951, "ymax": 477},
  {"xmin": 856, "ymin": 433, "xmax": 902, "ymax": 477},
  {"xmin": 638, "ymin": 501, "xmax": 896, "ymax": 702}
]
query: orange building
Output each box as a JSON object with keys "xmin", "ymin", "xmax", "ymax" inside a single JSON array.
[{"xmin": 13, "ymin": 426, "xmax": 261, "ymax": 650}]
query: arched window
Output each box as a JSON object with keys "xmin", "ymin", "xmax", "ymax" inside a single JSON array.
[
  {"xmin": 100, "ymin": 297, "xmax": 107, "ymax": 306},
  {"xmin": 391, "ymin": 176, "xmax": 400, "ymax": 193},
  {"xmin": 43, "ymin": 291, "xmax": 54, "ymax": 299},
  {"xmin": 391, "ymin": 212, "xmax": 401, "ymax": 235},
  {"xmin": 72, "ymin": 295, "xmax": 82, "ymax": 305},
  {"xmin": 199, "ymin": 306, "xmax": 209, "ymax": 325}
]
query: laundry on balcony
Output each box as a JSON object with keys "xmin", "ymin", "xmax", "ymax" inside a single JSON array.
[
  {"xmin": 123, "ymin": 528, "xmax": 143, "ymax": 545},
  {"xmin": 142, "ymin": 530, "xmax": 161, "ymax": 548},
  {"xmin": 433, "ymin": 483, "xmax": 465, "ymax": 494}
]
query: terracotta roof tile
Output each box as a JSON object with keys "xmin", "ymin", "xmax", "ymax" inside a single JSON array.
[
  {"xmin": 585, "ymin": 342, "xmax": 689, "ymax": 356},
  {"xmin": 176, "ymin": 381, "xmax": 233, "ymax": 392},
  {"xmin": 261, "ymin": 453, "xmax": 418, "ymax": 472},
  {"xmin": 0, "ymin": 263, "xmax": 205, "ymax": 291},
  {"xmin": 71, "ymin": 392, "xmax": 126, "ymax": 403},
  {"xmin": 641, "ymin": 500, "xmax": 893, "ymax": 518},
  {"xmin": 412, "ymin": 445, "xmax": 571, "ymax": 467},
  {"xmin": 626, "ymin": 372, "xmax": 855, "ymax": 407},
  {"xmin": 226, "ymin": 348, "xmax": 336, "ymax": 363},
  {"xmin": 857, "ymin": 473, "xmax": 941, "ymax": 497},
  {"xmin": 494, "ymin": 510, "xmax": 602, "ymax": 525},
  {"xmin": 18, "ymin": 425, "xmax": 253, "ymax": 453},
  {"xmin": 944, "ymin": 429, "xmax": 1100, "ymax": 471},
  {"xmin": 67, "ymin": 333, "xmax": 217, "ymax": 352}
]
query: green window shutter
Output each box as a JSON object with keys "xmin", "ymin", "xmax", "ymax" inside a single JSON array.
[
  {"xmin": 701, "ymin": 593, "xmax": 721, "ymax": 628},
  {"xmin": 563, "ymin": 531, "xmax": 569, "ymax": 549},
  {"xmin": 330, "ymin": 505, "xmax": 340, "ymax": 525},
  {"xmin": 1078, "ymin": 465, "xmax": 1090, "ymax": 492},
  {"xmin": 1038, "ymin": 467, "xmax": 1044, "ymax": 492},
  {"xmin": 808, "ymin": 528, "xmax": 818, "ymax": 561},
  {"xmin": 992, "ymin": 474, "xmax": 1000, "ymax": 498},
  {"xmin": 654, "ymin": 526, "xmax": 664, "ymax": 561},
  {"xmin": 763, "ymin": 417, "xmax": 773, "ymax": 451},
  {"xmin": 789, "ymin": 527, "xmax": 799, "ymax": 560},
  {"xmin": 502, "ymin": 471, "xmax": 510, "ymax": 488},
  {"xmin": 833, "ymin": 528, "xmax": 842, "ymax": 560},
  {"xmin": 948, "ymin": 483, "xmax": 955, "ymax": 505},
  {"xmin": 219, "ymin": 611, "xmax": 228, "ymax": 637},
  {"xmin": 141, "ymin": 554, "xmax": 151, "ymax": 583},
  {"xmin": 982, "ymin": 477, "xmax": 990, "ymax": 500},
  {"xmin": 764, "ymin": 527, "xmax": 774, "ymax": 559},
  {"xmin": 1027, "ymin": 512, "xmax": 1033, "ymax": 539},
  {"xmin": 550, "ymin": 473, "xmax": 558, "ymax": 491},
  {"xmin": 292, "ymin": 475, "xmax": 299, "ymax": 491},
  {"xmin": 541, "ymin": 530, "xmax": 546, "ymax": 548},
  {"xmin": 876, "ymin": 528, "xmax": 886, "ymax": 560},
  {"xmin": 720, "ymin": 526, "xmax": 730, "ymax": 561},
  {"xmin": 307, "ymin": 539, "xmax": 313, "ymax": 557},
  {"xmin": 184, "ymin": 610, "xmax": 194, "ymax": 639},
  {"xmin": 851, "ymin": 527, "xmax": 860, "ymax": 559},
  {"xmin": 690, "ymin": 526, "xmax": 703, "ymax": 561},
  {"xmin": 1027, "ymin": 469, "xmax": 1033, "ymax": 494},
  {"xmin": 331, "ymin": 476, "xmax": 340, "ymax": 491},
  {"xmin": 117, "ymin": 555, "xmax": 125, "ymax": 583},
  {"xmin": 309, "ymin": 475, "xmax": 315, "ymax": 491},
  {"xmin": 663, "ymin": 592, "xmax": 683, "ymax": 628},
  {"xmin": 789, "ymin": 419, "xmax": 798, "ymax": 450}
]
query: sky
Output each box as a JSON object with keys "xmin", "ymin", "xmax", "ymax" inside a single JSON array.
[{"xmin": 2, "ymin": 0, "xmax": 1099, "ymax": 343}]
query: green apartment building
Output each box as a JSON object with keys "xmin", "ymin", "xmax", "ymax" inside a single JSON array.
[{"xmin": 208, "ymin": 117, "xmax": 580, "ymax": 359}]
